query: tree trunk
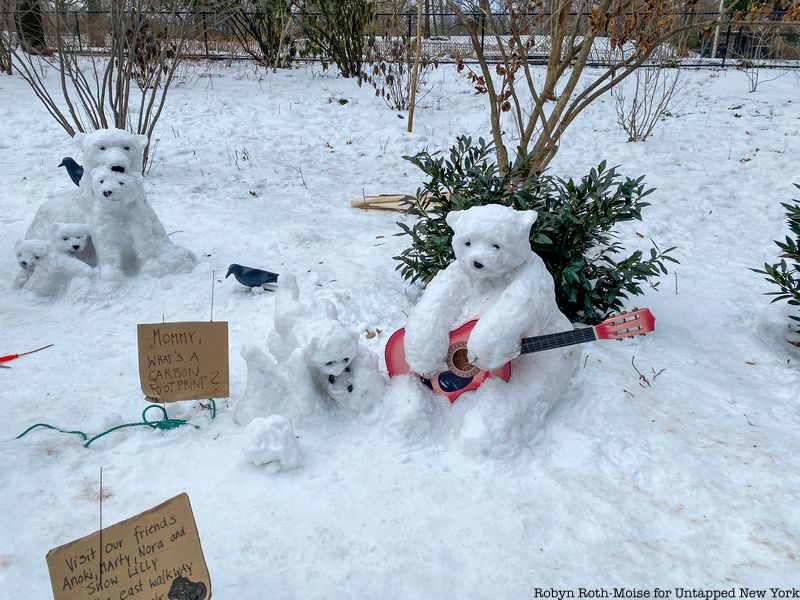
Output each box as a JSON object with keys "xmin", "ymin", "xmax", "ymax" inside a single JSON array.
[{"xmin": 16, "ymin": 0, "xmax": 47, "ymax": 55}]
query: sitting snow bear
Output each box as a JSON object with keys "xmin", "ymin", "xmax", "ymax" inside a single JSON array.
[
  {"xmin": 25, "ymin": 129, "xmax": 148, "ymax": 239},
  {"xmin": 13, "ymin": 239, "xmax": 50, "ymax": 288},
  {"xmin": 89, "ymin": 167, "xmax": 195, "ymax": 277},
  {"xmin": 51, "ymin": 222, "xmax": 96, "ymax": 267},
  {"xmin": 402, "ymin": 204, "xmax": 580, "ymax": 457}
]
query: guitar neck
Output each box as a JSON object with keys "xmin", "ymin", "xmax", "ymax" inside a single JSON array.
[{"xmin": 520, "ymin": 326, "xmax": 597, "ymax": 354}]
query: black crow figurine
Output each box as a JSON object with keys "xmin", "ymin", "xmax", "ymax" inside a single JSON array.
[
  {"xmin": 58, "ymin": 157, "xmax": 84, "ymax": 187},
  {"xmin": 226, "ymin": 263, "xmax": 280, "ymax": 288}
]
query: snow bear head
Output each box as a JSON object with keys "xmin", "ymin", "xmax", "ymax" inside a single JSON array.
[
  {"xmin": 73, "ymin": 128, "xmax": 148, "ymax": 176},
  {"xmin": 51, "ymin": 223, "xmax": 90, "ymax": 256},
  {"xmin": 446, "ymin": 205, "xmax": 538, "ymax": 279},
  {"xmin": 305, "ymin": 323, "xmax": 359, "ymax": 378},
  {"xmin": 90, "ymin": 167, "xmax": 144, "ymax": 206},
  {"xmin": 14, "ymin": 239, "xmax": 50, "ymax": 271}
]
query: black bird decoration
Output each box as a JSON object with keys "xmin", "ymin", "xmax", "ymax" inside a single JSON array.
[
  {"xmin": 226, "ymin": 263, "xmax": 280, "ymax": 288},
  {"xmin": 58, "ymin": 157, "xmax": 84, "ymax": 186}
]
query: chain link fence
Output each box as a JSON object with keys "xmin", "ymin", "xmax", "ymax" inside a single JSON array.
[{"xmin": 4, "ymin": 10, "xmax": 800, "ymax": 68}]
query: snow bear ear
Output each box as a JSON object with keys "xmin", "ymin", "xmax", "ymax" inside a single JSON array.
[
  {"xmin": 445, "ymin": 210, "xmax": 464, "ymax": 231},
  {"xmin": 517, "ymin": 209, "xmax": 538, "ymax": 231},
  {"xmin": 322, "ymin": 299, "xmax": 339, "ymax": 320},
  {"xmin": 72, "ymin": 132, "xmax": 86, "ymax": 148},
  {"xmin": 134, "ymin": 134, "xmax": 149, "ymax": 150}
]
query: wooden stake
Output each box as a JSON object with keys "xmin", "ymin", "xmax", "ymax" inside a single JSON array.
[{"xmin": 407, "ymin": 0, "xmax": 423, "ymax": 133}]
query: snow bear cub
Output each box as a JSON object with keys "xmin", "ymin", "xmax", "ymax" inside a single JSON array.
[
  {"xmin": 403, "ymin": 204, "xmax": 580, "ymax": 457},
  {"xmin": 13, "ymin": 239, "xmax": 50, "ymax": 288},
  {"xmin": 89, "ymin": 167, "xmax": 195, "ymax": 277},
  {"xmin": 257, "ymin": 273, "xmax": 383, "ymax": 416},
  {"xmin": 21, "ymin": 237, "xmax": 94, "ymax": 297},
  {"xmin": 51, "ymin": 222, "xmax": 96, "ymax": 267}
]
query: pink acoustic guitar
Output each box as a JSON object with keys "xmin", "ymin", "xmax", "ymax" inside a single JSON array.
[{"xmin": 385, "ymin": 308, "xmax": 655, "ymax": 403}]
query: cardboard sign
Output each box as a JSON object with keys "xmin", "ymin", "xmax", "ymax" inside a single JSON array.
[
  {"xmin": 137, "ymin": 322, "xmax": 229, "ymax": 402},
  {"xmin": 46, "ymin": 493, "xmax": 211, "ymax": 600}
]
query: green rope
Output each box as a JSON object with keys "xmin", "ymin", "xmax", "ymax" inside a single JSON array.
[
  {"xmin": 15, "ymin": 399, "xmax": 217, "ymax": 448},
  {"xmin": 83, "ymin": 404, "xmax": 199, "ymax": 448},
  {"xmin": 16, "ymin": 423, "xmax": 88, "ymax": 442}
]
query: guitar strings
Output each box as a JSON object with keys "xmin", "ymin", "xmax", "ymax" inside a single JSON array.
[{"xmin": 520, "ymin": 327, "xmax": 596, "ymax": 354}]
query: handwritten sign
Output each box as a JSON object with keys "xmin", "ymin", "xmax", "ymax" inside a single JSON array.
[
  {"xmin": 46, "ymin": 493, "xmax": 211, "ymax": 600},
  {"xmin": 137, "ymin": 322, "xmax": 229, "ymax": 402}
]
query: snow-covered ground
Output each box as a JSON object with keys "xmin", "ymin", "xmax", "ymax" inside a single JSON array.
[{"xmin": 1, "ymin": 62, "xmax": 799, "ymax": 596}]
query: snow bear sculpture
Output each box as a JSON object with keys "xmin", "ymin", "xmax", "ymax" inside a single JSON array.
[
  {"xmin": 241, "ymin": 415, "xmax": 302, "ymax": 473},
  {"xmin": 25, "ymin": 129, "xmax": 148, "ymax": 240},
  {"xmin": 73, "ymin": 128, "xmax": 148, "ymax": 177},
  {"xmin": 237, "ymin": 274, "xmax": 383, "ymax": 423},
  {"xmin": 13, "ymin": 239, "xmax": 50, "ymax": 288},
  {"xmin": 267, "ymin": 273, "xmax": 383, "ymax": 415},
  {"xmin": 402, "ymin": 204, "xmax": 580, "ymax": 457},
  {"xmin": 89, "ymin": 167, "xmax": 195, "ymax": 277},
  {"xmin": 51, "ymin": 222, "xmax": 96, "ymax": 267},
  {"xmin": 22, "ymin": 237, "xmax": 94, "ymax": 297}
]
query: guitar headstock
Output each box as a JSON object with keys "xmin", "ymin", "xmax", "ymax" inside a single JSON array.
[{"xmin": 594, "ymin": 308, "xmax": 656, "ymax": 341}]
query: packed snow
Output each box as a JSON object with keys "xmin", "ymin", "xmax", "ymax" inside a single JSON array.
[
  {"xmin": 241, "ymin": 415, "xmax": 302, "ymax": 473},
  {"xmin": 1, "ymin": 61, "xmax": 799, "ymax": 597}
]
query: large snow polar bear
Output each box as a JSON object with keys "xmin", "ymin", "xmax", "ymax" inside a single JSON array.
[
  {"xmin": 402, "ymin": 204, "xmax": 580, "ymax": 457},
  {"xmin": 25, "ymin": 129, "xmax": 148, "ymax": 239}
]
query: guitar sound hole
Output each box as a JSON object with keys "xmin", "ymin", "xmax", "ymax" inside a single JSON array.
[{"xmin": 451, "ymin": 348, "xmax": 474, "ymax": 374}]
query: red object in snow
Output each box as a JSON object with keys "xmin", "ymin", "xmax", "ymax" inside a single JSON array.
[{"xmin": 0, "ymin": 344, "xmax": 54, "ymax": 364}]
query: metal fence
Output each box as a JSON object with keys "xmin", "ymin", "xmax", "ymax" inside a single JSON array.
[{"xmin": 5, "ymin": 10, "xmax": 800, "ymax": 68}]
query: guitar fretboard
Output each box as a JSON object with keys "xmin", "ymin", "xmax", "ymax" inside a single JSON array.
[{"xmin": 520, "ymin": 326, "xmax": 596, "ymax": 354}]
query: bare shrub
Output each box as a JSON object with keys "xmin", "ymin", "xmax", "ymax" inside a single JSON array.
[
  {"xmin": 447, "ymin": 0, "xmax": 728, "ymax": 174},
  {"xmin": 0, "ymin": 0, "xmax": 14, "ymax": 74},
  {"xmin": 612, "ymin": 66, "xmax": 683, "ymax": 142},
  {"xmin": 223, "ymin": 0, "xmax": 296, "ymax": 71},
  {"xmin": 11, "ymin": 0, "xmax": 193, "ymax": 169},
  {"xmin": 364, "ymin": 15, "xmax": 438, "ymax": 111}
]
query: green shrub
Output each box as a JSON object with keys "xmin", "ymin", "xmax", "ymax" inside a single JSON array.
[
  {"xmin": 298, "ymin": 0, "xmax": 375, "ymax": 79},
  {"xmin": 753, "ymin": 186, "xmax": 800, "ymax": 331},
  {"xmin": 395, "ymin": 136, "xmax": 678, "ymax": 325}
]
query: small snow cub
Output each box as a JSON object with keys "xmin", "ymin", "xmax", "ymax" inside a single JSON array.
[
  {"xmin": 23, "ymin": 237, "xmax": 94, "ymax": 297},
  {"xmin": 402, "ymin": 204, "xmax": 580, "ymax": 457},
  {"xmin": 51, "ymin": 222, "xmax": 96, "ymax": 267},
  {"xmin": 13, "ymin": 239, "xmax": 49, "ymax": 288},
  {"xmin": 89, "ymin": 167, "xmax": 195, "ymax": 277},
  {"xmin": 265, "ymin": 273, "xmax": 383, "ymax": 415}
]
